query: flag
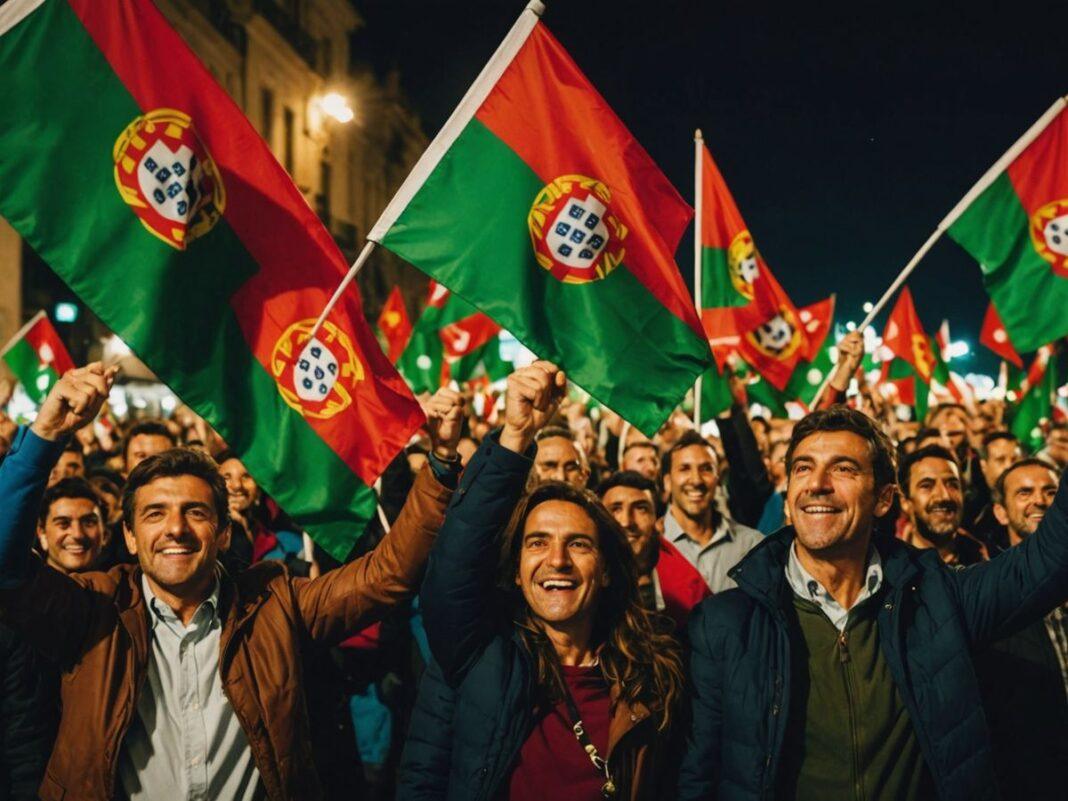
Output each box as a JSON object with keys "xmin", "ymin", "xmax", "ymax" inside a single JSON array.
[
  {"xmin": 696, "ymin": 141, "xmax": 806, "ymax": 388},
  {"xmin": 979, "ymin": 301, "xmax": 1023, "ymax": 368},
  {"xmin": 369, "ymin": 12, "xmax": 708, "ymax": 435},
  {"xmin": 946, "ymin": 101, "xmax": 1068, "ymax": 352},
  {"xmin": 0, "ymin": 311, "xmax": 75, "ymax": 403},
  {"xmin": 1011, "ymin": 346, "xmax": 1056, "ymax": 451},
  {"xmin": 880, "ymin": 288, "xmax": 943, "ymax": 420},
  {"xmin": 376, "ymin": 287, "xmax": 412, "ymax": 363},
  {"xmin": 0, "ymin": 0, "xmax": 424, "ymax": 560}
]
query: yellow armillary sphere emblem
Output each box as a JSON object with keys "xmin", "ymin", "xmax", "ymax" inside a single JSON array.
[
  {"xmin": 727, "ymin": 229, "xmax": 760, "ymax": 300},
  {"xmin": 528, "ymin": 174, "xmax": 628, "ymax": 284},
  {"xmin": 911, "ymin": 333, "xmax": 936, "ymax": 381},
  {"xmin": 1029, "ymin": 198, "xmax": 1068, "ymax": 278},
  {"xmin": 113, "ymin": 108, "xmax": 225, "ymax": 249},
  {"xmin": 270, "ymin": 319, "xmax": 364, "ymax": 421},
  {"xmin": 746, "ymin": 305, "xmax": 803, "ymax": 360}
]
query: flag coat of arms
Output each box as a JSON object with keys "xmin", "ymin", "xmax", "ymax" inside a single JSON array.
[
  {"xmin": 368, "ymin": 3, "xmax": 709, "ymax": 435},
  {"xmin": 947, "ymin": 100, "xmax": 1068, "ymax": 352},
  {"xmin": 0, "ymin": 311, "xmax": 75, "ymax": 403},
  {"xmin": 0, "ymin": 0, "xmax": 424, "ymax": 559}
]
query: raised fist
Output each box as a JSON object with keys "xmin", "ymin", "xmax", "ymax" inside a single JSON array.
[
  {"xmin": 422, "ymin": 387, "xmax": 465, "ymax": 460},
  {"xmin": 30, "ymin": 363, "xmax": 118, "ymax": 442},
  {"xmin": 500, "ymin": 361, "xmax": 566, "ymax": 454}
]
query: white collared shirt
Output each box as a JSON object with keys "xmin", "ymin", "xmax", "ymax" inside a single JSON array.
[{"xmin": 785, "ymin": 542, "xmax": 884, "ymax": 631}]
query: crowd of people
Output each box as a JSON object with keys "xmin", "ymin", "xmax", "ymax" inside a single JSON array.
[{"xmin": 0, "ymin": 334, "xmax": 1065, "ymax": 800}]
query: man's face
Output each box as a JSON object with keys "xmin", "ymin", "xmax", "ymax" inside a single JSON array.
[
  {"xmin": 48, "ymin": 450, "xmax": 85, "ymax": 487},
  {"xmin": 125, "ymin": 433, "xmax": 173, "ymax": 475},
  {"xmin": 981, "ymin": 438, "xmax": 1022, "ymax": 490},
  {"xmin": 904, "ymin": 457, "xmax": 964, "ymax": 548},
  {"xmin": 516, "ymin": 500, "xmax": 607, "ymax": 631},
  {"xmin": 665, "ymin": 444, "xmax": 718, "ymax": 520},
  {"xmin": 601, "ymin": 485, "xmax": 658, "ymax": 574},
  {"xmin": 37, "ymin": 497, "xmax": 105, "ymax": 574},
  {"xmin": 1046, "ymin": 428, "xmax": 1068, "ymax": 468},
  {"xmin": 218, "ymin": 458, "xmax": 258, "ymax": 515},
  {"xmin": 932, "ymin": 409, "xmax": 969, "ymax": 455},
  {"xmin": 787, "ymin": 431, "xmax": 894, "ymax": 556},
  {"xmin": 533, "ymin": 436, "xmax": 589, "ymax": 489},
  {"xmin": 622, "ymin": 445, "xmax": 660, "ymax": 482},
  {"xmin": 994, "ymin": 464, "xmax": 1059, "ymax": 543},
  {"xmin": 124, "ymin": 475, "xmax": 229, "ymax": 599}
]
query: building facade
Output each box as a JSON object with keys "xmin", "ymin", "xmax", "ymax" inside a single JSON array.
[{"xmin": 0, "ymin": 0, "xmax": 428, "ymax": 362}]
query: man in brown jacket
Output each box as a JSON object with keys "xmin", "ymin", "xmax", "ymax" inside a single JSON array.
[{"xmin": 0, "ymin": 364, "xmax": 462, "ymax": 800}]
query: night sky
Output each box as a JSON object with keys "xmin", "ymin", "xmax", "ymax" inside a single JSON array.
[{"xmin": 357, "ymin": 0, "xmax": 1068, "ymax": 376}]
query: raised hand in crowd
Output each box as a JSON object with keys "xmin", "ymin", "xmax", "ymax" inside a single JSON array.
[
  {"xmin": 828, "ymin": 329, "xmax": 864, "ymax": 393},
  {"xmin": 422, "ymin": 386, "xmax": 465, "ymax": 460},
  {"xmin": 500, "ymin": 360, "xmax": 567, "ymax": 453},
  {"xmin": 29, "ymin": 363, "xmax": 117, "ymax": 442}
]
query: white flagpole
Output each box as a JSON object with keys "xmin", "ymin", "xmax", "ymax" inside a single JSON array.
[
  {"xmin": 307, "ymin": 0, "xmax": 547, "ymax": 345},
  {"xmin": 693, "ymin": 129, "xmax": 704, "ymax": 427},
  {"xmin": 811, "ymin": 96, "xmax": 1067, "ymax": 409},
  {"xmin": 0, "ymin": 309, "xmax": 45, "ymax": 359}
]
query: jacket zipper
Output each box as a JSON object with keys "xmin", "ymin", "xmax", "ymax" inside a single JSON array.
[{"xmin": 838, "ymin": 630, "xmax": 865, "ymax": 801}]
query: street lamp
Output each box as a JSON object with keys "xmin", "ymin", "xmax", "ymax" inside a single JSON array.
[{"xmin": 318, "ymin": 92, "xmax": 354, "ymax": 124}]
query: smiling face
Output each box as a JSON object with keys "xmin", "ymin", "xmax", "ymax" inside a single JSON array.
[
  {"xmin": 787, "ymin": 431, "xmax": 895, "ymax": 557},
  {"xmin": 664, "ymin": 444, "xmax": 718, "ymax": 521},
  {"xmin": 981, "ymin": 437, "xmax": 1022, "ymax": 489},
  {"xmin": 124, "ymin": 474, "xmax": 229, "ymax": 602},
  {"xmin": 533, "ymin": 437, "xmax": 589, "ymax": 489},
  {"xmin": 48, "ymin": 450, "xmax": 85, "ymax": 487},
  {"xmin": 516, "ymin": 500, "xmax": 608, "ymax": 634},
  {"xmin": 994, "ymin": 464, "xmax": 1059, "ymax": 544},
  {"xmin": 601, "ymin": 485, "xmax": 658, "ymax": 574},
  {"xmin": 218, "ymin": 457, "xmax": 259, "ymax": 515},
  {"xmin": 37, "ymin": 496, "xmax": 105, "ymax": 573},
  {"xmin": 903, "ymin": 456, "xmax": 963, "ymax": 548}
]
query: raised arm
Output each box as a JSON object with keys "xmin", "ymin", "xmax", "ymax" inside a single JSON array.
[
  {"xmin": 293, "ymin": 388, "xmax": 463, "ymax": 643},
  {"xmin": 421, "ymin": 362, "xmax": 565, "ymax": 683},
  {"xmin": 951, "ymin": 468, "xmax": 1068, "ymax": 644}
]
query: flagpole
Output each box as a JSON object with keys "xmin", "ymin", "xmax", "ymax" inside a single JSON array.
[
  {"xmin": 0, "ymin": 309, "xmax": 45, "ymax": 359},
  {"xmin": 308, "ymin": 0, "xmax": 547, "ymax": 346},
  {"xmin": 810, "ymin": 96, "xmax": 1067, "ymax": 410},
  {"xmin": 693, "ymin": 129, "xmax": 704, "ymax": 427}
]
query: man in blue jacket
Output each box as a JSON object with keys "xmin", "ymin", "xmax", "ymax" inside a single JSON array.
[{"xmin": 679, "ymin": 405, "xmax": 1068, "ymax": 801}]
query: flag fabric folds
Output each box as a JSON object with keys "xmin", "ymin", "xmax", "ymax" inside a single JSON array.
[
  {"xmin": 0, "ymin": 0, "xmax": 424, "ymax": 560},
  {"xmin": 0, "ymin": 311, "xmax": 75, "ymax": 403},
  {"xmin": 369, "ymin": 10, "xmax": 709, "ymax": 435}
]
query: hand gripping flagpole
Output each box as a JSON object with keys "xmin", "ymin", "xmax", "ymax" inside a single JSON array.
[
  {"xmin": 810, "ymin": 95, "xmax": 1068, "ymax": 409},
  {"xmin": 306, "ymin": 0, "xmax": 547, "ymax": 345},
  {"xmin": 693, "ymin": 129, "xmax": 704, "ymax": 427}
]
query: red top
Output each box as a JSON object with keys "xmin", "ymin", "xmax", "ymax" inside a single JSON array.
[{"xmin": 505, "ymin": 665, "xmax": 611, "ymax": 801}]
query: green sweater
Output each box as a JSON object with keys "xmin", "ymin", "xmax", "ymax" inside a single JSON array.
[{"xmin": 776, "ymin": 593, "xmax": 936, "ymax": 801}]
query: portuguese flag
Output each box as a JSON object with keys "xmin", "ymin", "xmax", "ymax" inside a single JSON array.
[
  {"xmin": 979, "ymin": 301, "xmax": 1023, "ymax": 368},
  {"xmin": 879, "ymin": 287, "xmax": 947, "ymax": 420},
  {"xmin": 1011, "ymin": 346, "xmax": 1056, "ymax": 451},
  {"xmin": 0, "ymin": 311, "xmax": 75, "ymax": 403},
  {"xmin": 376, "ymin": 286, "xmax": 413, "ymax": 363},
  {"xmin": 0, "ymin": 0, "xmax": 424, "ymax": 559},
  {"xmin": 369, "ymin": 6, "xmax": 708, "ymax": 435},
  {"xmin": 946, "ymin": 99, "xmax": 1068, "ymax": 353}
]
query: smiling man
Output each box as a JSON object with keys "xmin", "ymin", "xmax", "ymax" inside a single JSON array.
[
  {"xmin": 0, "ymin": 363, "xmax": 460, "ymax": 801},
  {"xmin": 36, "ymin": 478, "xmax": 107, "ymax": 574},
  {"xmin": 679, "ymin": 405, "xmax": 1068, "ymax": 801},
  {"xmin": 661, "ymin": 430, "xmax": 763, "ymax": 593}
]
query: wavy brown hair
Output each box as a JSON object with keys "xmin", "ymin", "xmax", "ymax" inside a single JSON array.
[{"xmin": 498, "ymin": 481, "xmax": 685, "ymax": 731}]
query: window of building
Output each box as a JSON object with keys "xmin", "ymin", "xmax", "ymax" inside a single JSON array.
[
  {"xmin": 260, "ymin": 88, "xmax": 275, "ymax": 150},
  {"xmin": 283, "ymin": 107, "xmax": 296, "ymax": 175}
]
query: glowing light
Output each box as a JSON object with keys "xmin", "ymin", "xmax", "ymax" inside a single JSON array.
[
  {"xmin": 319, "ymin": 92, "xmax": 354, "ymax": 123},
  {"xmin": 862, "ymin": 301, "xmax": 874, "ymax": 314},
  {"xmin": 945, "ymin": 340, "xmax": 970, "ymax": 359},
  {"xmin": 54, "ymin": 302, "xmax": 78, "ymax": 323}
]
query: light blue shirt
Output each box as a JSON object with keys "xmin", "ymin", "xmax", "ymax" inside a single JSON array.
[
  {"xmin": 119, "ymin": 574, "xmax": 259, "ymax": 801},
  {"xmin": 785, "ymin": 541, "xmax": 884, "ymax": 631}
]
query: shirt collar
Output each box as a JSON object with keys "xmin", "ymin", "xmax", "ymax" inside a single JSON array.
[
  {"xmin": 142, "ymin": 569, "xmax": 221, "ymax": 631},
  {"xmin": 665, "ymin": 507, "xmax": 731, "ymax": 547},
  {"xmin": 785, "ymin": 541, "xmax": 883, "ymax": 631}
]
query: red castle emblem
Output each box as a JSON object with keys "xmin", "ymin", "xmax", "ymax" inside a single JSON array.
[
  {"xmin": 528, "ymin": 175, "xmax": 628, "ymax": 284},
  {"xmin": 113, "ymin": 108, "xmax": 225, "ymax": 249}
]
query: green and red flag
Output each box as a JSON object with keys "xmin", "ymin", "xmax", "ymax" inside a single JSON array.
[
  {"xmin": 880, "ymin": 287, "xmax": 944, "ymax": 420},
  {"xmin": 696, "ymin": 140, "xmax": 807, "ymax": 388},
  {"xmin": 0, "ymin": 311, "xmax": 75, "ymax": 404},
  {"xmin": 376, "ymin": 286, "xmax": 413, "ymax": 363},
  {"xmin": 1011, "ymin": 346, "xmax": 1057, "ymax": 451},
  {"xmin": 979, "ymin": 301, "xmax": 1023, "ymax": 368},
  {"xmin": 0, "ymin": 0, "xmax": 424, "ymax": 559},
  {"xmin": 368, "ymin": 7, "xmax": 708, "ymax": 435},
  {"xmin": 946, "ymin": 99, "xmax": 1068, "ymax": 353}
]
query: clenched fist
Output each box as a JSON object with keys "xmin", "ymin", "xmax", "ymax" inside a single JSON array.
[
  {"xmin": 31, "ymin": 363, "xmax": 118, "ymax": 442},
  {"xmin": 422, "ymin": 387, "xmax": 465, "ymax": 460},
  {"xmin": 499, "ymin": 361, "xmax": 566, "ymax": 454}
]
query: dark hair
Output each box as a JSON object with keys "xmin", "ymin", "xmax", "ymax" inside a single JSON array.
[
  {"xmin": 621, "ymin": 440, "xmax": 657, "ymax": 457},
  {"xmin": 39, "ymin": 478, "xmax": 102, "ymax": 527},
  {"xmin": 750, "ymin": 415, "xmax": 771, "ymax": 435},
  {"xmin": 981, "ymin": 430, "xmax": 1018, "ymax": 457},
  {"xmin": 914, "ymin": 427, "xmax": 944, "ymax": 444},
  {"xmin": 898, "ymin": 444, "xmax": 959, "ymax": 494},
  {"xmin": 927, "ymin": 403, "xmax": 968, "ymax": 426},
  {"xmin": 61, "ymin": 441, "xmax": 83, "ymax": 456},
  {"xmin": 1050, "ymin": 421, "xmax": 1068, "ymax": 434},
  {"xmin": 534, "ymin": 425, "xmax": 575, "ymax": 444},
  {"xmin": 992, "ymin": 457, "xmax": 1062, "ymax": 505},
  {"xmin": 214, "ymin": 448, "xmax": 240, "ymax": 466},
  {"xmin": 663, "ymin": 430, "xmax": 716, "ymax": 474},
  {"xmin": 499, "ymin": 481, "xmax": 684, "ymax": 731},
  {"xmin": 123, "ymin": 420, "xmax": 177, "ymax": 462},
  {"xmin": 596, "ymin": 470, "xmax": 657, "ymax": 499},
  {"xmin": 122, "ymin": 447, "xmax": 229, "ymax": 532}
]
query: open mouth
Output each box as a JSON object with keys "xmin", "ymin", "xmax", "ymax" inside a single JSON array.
[
  {"xmin": 800, "ymin": 505, "xmax": 841, "ymax": 515},
  {"xmin": 539, "ymin": 578, "xmax": 579, "ymax": 591},
  {"xmin": 159, "ymin": 546, "xmax": 197, "ymax": 556}
]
